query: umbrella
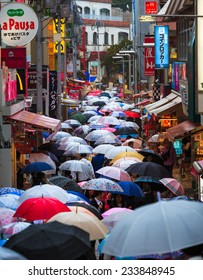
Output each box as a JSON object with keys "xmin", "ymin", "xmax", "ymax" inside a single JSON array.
[
  {"xmin": 85, "ymin": 130, "xmax": 116, "ymax": 142},
  {"xmin": 104, "ymin": 146, "xmax": 134, "ymax": 160},
  {"xmin": 97, "ymin": 116, "xmax": 121, "ymax": 126},
  {"xmin": 110, "ymin": 111, "xmax": 126, "ymax": 118},
  {"xmin": 61, "ymin": 122, "xmax": 73, "ymax": 129},
  {"xmin": 101, "ymin": 200, "xmax": 203, "ymax": 257},
  {"xmin": 126, "ymin": 162, "xmax": 170, "ymax": 178},
  {"xmin": 136, "ymin": 149, "xmax": 164, "ymax": 165},
  {"xmin": 112, "ymin": 158, "xmax": 141, "ymax": 170},
  {"xmin": 102, "ymin": 209, "xmax": 133, "ymax": 230},
  {"xmin": 0, "ymin": 194, "xmax": 20, "ymax": 210},
  {"xmin": 119, "ymin": 120, "xmax": 140, "ymax": 129},
  {"xmin": 3, "ymin": 221, "xmax": 92, "ymax": 260},
  {"xmin": 36, "ymin": 150, "xmax": 59, "ymax": 165},
  {"xmin": 0, "ymin": 247, "xmax": 27, "ymax": 260},
  {"xmin": 73, "ymin": 125, "xmax": 91, "ymax": 137},
  {"xmin": 115, "ymin": 126, "xmax": 139, "ymax": 136},
  {"xmin": 124, "ymin": 110, "xmax": 140, "ymax": 118},
  {"xmin": 92, "ymin": 101, "xmax": 107, "ymax": 107},
  {"xmin": 63, "ymin": 144, "xmax": 93, "ymax": 156},
  {"xmin": 111, "ymin": 151, "xmax": 145, "ymax": 163},
  {"xmin": 48, "ymin": 212, "xmax": 109, "ymax": 241},
  {"xmin": 92, "ymin": 144, "xmax": 115, "ymax": 155},
  {"xmin": 0, "ymin": 187, "xmax": 24, "ymax": 196},
  {"xmin": 148, "ymin": 133, "xmax": 172, "ymax": 143},
  {"xmin": 13, "ymin": 197, "xmax": 71, "ymax": 222},
  {"xmin": 69, "ymin": 113, "xmax": 87, "ymax": 125},
  {"xmin": 38, "ymin": 142, "xmax": 64, "ymax": 157},
  {"xmin": 115, "ymin": 181, "xmax": 145, "ymax": 197},
  {"xmin": 64, "ymin": 119, "xmax": 82, "ymax": 128},
  {"xmin": 0, "ymin": 207, "xmax": 17, "ymax": 227},
  {"xmin": 48, "ymin": 175, "xmax": 82, "ymax": 193},
  {"xmin": 0, "ymin": 221, "xmax": 31, "ymax": 236},
  {"xmin": 59, "ymin": 160, "xmax": 91, "ymax": 172},
  {"xmin": 81, "ymin": 178, "xmax": 124, "ymax": 193},
  {"xmin": 20, "ymin": 162, "xmax": 54, "ymax": 174},
  {"xmin": 159, "ymin": 178, "xmax": 185, "ymax": 196},
  {"xmin": 66, "ymin": 191, "xmax": 90, "ymax": 204},
  {"xmin": 47, "ymin": 131, "xmax": 71, "ymax": 141},
  {"xmin": 122, "ymin": 138, "xmax": 142, "ymax": 149},
  {"xmin": 58, "ymin": 136, "xmax": 88, "ymax": 145},
  {"xmin": 18, "ymin": 184, "xmax": 71, "ymax": 204},
  {"xmin": 67, "ymin": 202, "xmax": 103, "ymax": 220},
  {"xmin": 94, "ymin": 135, "xmax": 122, "ymax": 145},
  {"xmin": 96, "ymin": 166, "xmax": 132, "ymax": 182},
  {"xmin": 28, "ymin": 153, "xmax": 56, "ymax": 174},
  {"xmin": 102, "ymin": 207, "xmax": 133, "ymax": 219},
  {"xmin": 134, "ymin": 176, "xmax": 167, "ymax": 193},
  {"xmin": 87, "ymin": 115, "xmax": 102, "ymax": 123}
]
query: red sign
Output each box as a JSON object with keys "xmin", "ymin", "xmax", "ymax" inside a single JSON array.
[
  {"xmin": 144, "ymin": 36, "xmax": 155, "ymax": 76},
  {"xmin": 145, "ymin": 1, "xmax": 157, "ymax": 14},
  {"xmin": 1, "ymin": 48, "xmax": 26, "ymax": 68}
]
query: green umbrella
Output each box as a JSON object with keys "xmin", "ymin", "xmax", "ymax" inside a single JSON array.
[{"xmin": 69, "ymin": 113, "xmax": 87, "ymax": 124}]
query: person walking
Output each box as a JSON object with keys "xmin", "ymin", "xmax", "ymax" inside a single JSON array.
[{"xmin": 161, "ymin": 139, "xmax": 176, "ymax": 177}]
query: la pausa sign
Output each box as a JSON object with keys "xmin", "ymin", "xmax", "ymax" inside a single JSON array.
[{"xmin": 0, "ymin": 3, "xmax": 38, "ymax": 47}]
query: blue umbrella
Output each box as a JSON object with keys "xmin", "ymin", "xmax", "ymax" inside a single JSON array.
[
  {"xmin": 0, "ymin": 187, "xmax": 24, "ymax": 196},
  {"xmin": 66, "ymin": 191, "xmax": 91, "ymax": 204},
  {"xmin": 114, "ymin": 181, "xmax": 144, "ymax": 197},
  {"xmin": 20, "ymin": 162, "xmax": 54, "ymax": 174}
]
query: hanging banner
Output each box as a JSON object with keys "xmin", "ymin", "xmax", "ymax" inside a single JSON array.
[
  {"xmin": 154, "ymin": 26, "xmax": 169, "ymax": 69},
  {"xmin": 49, "ymin": 71, "xmax": 57, "ymax": 118},
  {"xmin": 144, "ymin": 36, "xmax": 155, "ymax": 76}
]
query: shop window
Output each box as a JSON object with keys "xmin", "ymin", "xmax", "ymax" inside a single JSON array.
[
  {"xmin": 100, "ymin": 8, "xmax": 110, "ymax": 17},
  {"xmin": 93, "ymin": 32, "xmax": 97, "ymax": 45},
  {"xmin": 104, "ymin": 32, "xmax": 108, "ymax": 45},
  {"xmin": 84, "ymin": 7, "xmax": 90, "ymax": 15},
  {"xmin": 118, "ymin": 32, "xmax": 128, "ymax": 43}
]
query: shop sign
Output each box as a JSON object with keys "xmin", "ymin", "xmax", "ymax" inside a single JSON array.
[
  {"xmin": 145, "ymin": 1, "xmax": 157, "ymax": 14},
  {"xmin": 154, "ymin": 26, "xmax": 169, "ymax": 69},
  {"xmin": 0, "ymin": 2, "xmax": 38, "ymax": 47},
  {"xmin": 49, "ymin": 71, "xmax": 57, "ymax": 118},
  {"xmin": 1, "ymin": 47, "xmax": 26, "ymax": 68},
  {"xmin": 144, "ymin": 36, "xmax": 155, "ymax": 76}
]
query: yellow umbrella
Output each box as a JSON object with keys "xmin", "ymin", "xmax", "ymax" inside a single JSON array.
[
  {"xmin": 111, "ymin": 151, "xmax": 144, "ymax": 164},
  {"xmin": 48, "ymin": 212, "xmax": 109, "ymax": 241}
]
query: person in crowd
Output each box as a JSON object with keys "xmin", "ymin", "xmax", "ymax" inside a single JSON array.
[
  {"xmin": 16, "ymin": 151, "xmax": 24, "ymax": 188},
  {"xmin": 31, "ymin": 172, "xmax": 49, "ymax": 186},
  {"xmin": 91, "ymin": 191, "xmax": 105, "ymax": 214},
  {"xmin": 161, "ymin": 138, "xmax": 176, "ymax": 177},
  {"xmin": 71, "ymin": 153, "xmax": 95, "ymax": 182},
  {"xmin": 109, "ymin": 194, "xmax": 127, "ymax": 208},
  {"xmin": 182, "ymin": 136, "xmax": 191, "ymax": 166}
]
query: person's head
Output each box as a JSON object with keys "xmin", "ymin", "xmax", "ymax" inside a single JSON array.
[
  {"xmin": 114, "ymin": 194, "xmax": 123, "ymax": 203},
  {"xmin": 94, "ymin": 191, "xmax": 103, "ymax": 200},
  {"xmin": 128, "ymin": 141, "xmax": 134, "ymax": 148},
  {"xmin": 163, "ymin": 138, "xmax": 171, "ymax": 147}
]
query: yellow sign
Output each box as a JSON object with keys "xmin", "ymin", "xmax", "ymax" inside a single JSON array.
[{"xmin": 53, "ymin": 19, "xmax": 65, "ymax": 54}]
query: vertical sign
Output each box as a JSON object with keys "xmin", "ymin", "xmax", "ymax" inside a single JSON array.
[
  {"xmin": 53, "ymin": 19, "xmax": 65, "ymax": 54},
  {"xmin": 49, "ymin": 70, "xmax": 57, "ymax": 118},
  {"xmin": 154, "ymin": 26, "xmax": 169, "ymax": 69},
  {"xmin": 197, "ymin": 0, "xmax": 203, "ymax": 113},
  {"xmin": 144, "ymin": 36, "xmax": 155, "ymax": 76},
  {"xmin": 145, "ymin": 1, "xmax": 157, "ymax": 14}
]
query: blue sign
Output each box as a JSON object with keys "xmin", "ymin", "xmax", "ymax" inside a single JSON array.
[{"xmin": 154, "ymin": 26, "xmax": 169, "ymax": 68}]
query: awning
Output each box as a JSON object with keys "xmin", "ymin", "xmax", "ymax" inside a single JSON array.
[
  {"xmin": 158, "ymin": 0, "xmax": 194, "ymax": 19},
  {"xmin": 166, "ymin": 120, "xmax": 200, "ymax": 139},
  {"xmin": 145, "ymin": 93, "xmax": 178, "ymax": 112},
  {"xmin": 6, "ymin": 110, "xmax": 61, "ymax": 132},
  {"xmin": 149, "ymin": 96, "xmax": 182, "ymax": 116}
]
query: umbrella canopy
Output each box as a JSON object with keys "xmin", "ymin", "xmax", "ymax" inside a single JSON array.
[
  {"xmin": 102, "ymin": 208, "xmax": 133, "ymax": 230},
  {"xmin": 59, "ymin": 160, "xmax": 91, "ymax": 172},
  {"xmin": 94, "ymin": 135, "xmax": 122, "ymax": 145},
  {"xmin": 124, "ymin": 110, "xmax": 140, "ymax": 118},
  {"xmin": 0, "ymin": 208, "xmax": 17, "ymax": 227},
  {"xmin": 63, "ymin": 143, "xmax": 93, "ymax": 156},
  {"xmin": 48, "ymin": 175, "xmax": 82, "ymax": 193},
  {"xmin": 122, "ymin": 138, "xmax": 142, "ymax": 149},
  {"xmin": 126, "ymin": 162, "xmax": 170, "ymax": 178},
  {"xmin": 111, "ymin": 151, "xmax": 144, "ymax": 163},
  {"xmin": 28, "ymin": 153, "xmax": 56, "ymax": 174},
  {"xmin": 92, "ymin": 144, "xmax": 115, "ymax": 155},
  {"xmin": 115, "ymin": 181, "xmax": 145, "ymax": 197},
  {"xmin": 101, "ymin": 200, "xmax": 203, "ymax": 257},
  {"xmin": 0, "ymin": 187, "xmax": 24, "ymax": 196},
  {"xmin": 36, "ymin": 150, "xmax": 59, "ymax": 165},
  {"xmin": 20, "ymin": 162, "xmax": 54, "ymax": 174},
  {"xmin": 38, "ymin": 142, "xmax": 64, "ymax": 157},
  {"xmin": 0, "ymin": 247, "xmax": 27, "ymax": 260},
  {"xmin": 67, "ymin": 202, "xmax": 103, "ymax": 220},
  {"xmin": 97, "ymin": 116, "xmax": 121, "ymax": 126},
  {"xmin": 73, "ymin": 125, "xmax": 91, "ymax": 138},
  {"xmin": 104, "ymin": 146, "xmax": 134, "ymax": 160},
  {"xmin": 47, "ymin": 131, "xmax": 71, "ymax": 141},
  {"xmin": 69, "ymin": 112, "xmax": 87, "ymax": 125},
  {"xmin": 81, "ymin": 178, "xmax": 124, "ymax": 193},
  {"xmin": 114, "ymin": 126, "xmax": 138, "ymax": 136},
  {"xmin": 4, "ymin": 221, "xmax": 92, "ymax": 260},
  {"xmin": 96, "ymin": 166, "xmax": 132, "ymax": 182},
  {"xmin": 110, "ymin": 111, "xmax": 126, "ymax": 118},
  {"xmin": 85, "ymin": 130, "xmax": 116, "ymax": 142},
  {"xmin": 134, "ymin": 176, "xmax": 167, "ymax": 193},
  {"xmin": 18, "ymin": 184, "xmax": 71, "ymax": 204},
  {"xmin": 61, "ymin": 122, "xmax": 73, "ymax": 129},
  {"xmin": 112, "ymin": 158, "xmax": 141, "ymax": 170},
  {"xmin": 58, "ymin": 136, "xmax": 88, "ymax": 145},
  {"xmin": 0, "ymin": 221, "xmax": 31, "ymax": 236},
  {"xmin": 0, "ymin": 194, "xmax": 20, "ymax": 210},
  {"xmin": 64, "ymin": 119, "xmax": 82, "ymax": 128},
  {"xmin": 159, "ymin": 178, "xmax": 185, "ymax": 196},
  {"xmin": 13, "ymin": 197, "xmax": 71, "ymax": 222},
  {"xmin": 48, "ymin": 212, "xmax": 109, "ymax": 241},
  {"xmin": 136, "ymin": 149, "xmax": 164, "ymax": 165}
]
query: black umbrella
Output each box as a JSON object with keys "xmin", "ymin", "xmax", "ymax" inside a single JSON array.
[
  {"xmin": 3, "ymin": 221, "xmax": 91, "ymax": 260},
  {"xmin": 137, "ymin": 149, "xmax": 164, "ymax": 165},
  {"xmin": 38, "ymin": 142, "xmax": 64, "ymax": 157},
  {"xmin": 92, "ymin": 101, "xmax": 106, "ymax": 107},
  {"xmin": 114, "ymin": 127, "xmax": 138, "ymax": 135},
  {"xmin": 126, "ymin": 162, "xmax": 170, "ymax": 178},
  {"xmin": 49, "ymin": 175, "xmax": 83, "ymax": 193},
  {"xmin": 134, "ymin": 176, "xmax": 167, "ymax": 192}
]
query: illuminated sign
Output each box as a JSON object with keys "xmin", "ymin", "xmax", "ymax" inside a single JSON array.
[
  {"xmin": 53, "ymin": 19, "xmax": 65, "ymax": 54},
  {"xmin": 154, "ymin": 26, "xmax": 169, "ymax": 69},
  {"xmin": 145, "ymin": 1, "xmax": 157, "ymax": 14}
]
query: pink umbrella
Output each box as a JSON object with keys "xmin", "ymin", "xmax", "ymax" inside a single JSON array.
[
  {"xmin": 122, "ymin": 138, "xmax": 142, "ymax": 149},
  {"xmin": 159, "ymin": 178, "xmax": 185, "ymax": 196},
  {"xmin": 0, "ymin": 208, "xmax": 17, "ymax": 227},
  {"xmin": 101, "ymin": 127, "xmax": 116, "ymax": 133},
  {"xmin": 102, "ymin": 207, "xmax": 133, "ymax": 219},
  {"xmin": 96, "ymin": 166, "xmax": 132, "ymax": 182}
]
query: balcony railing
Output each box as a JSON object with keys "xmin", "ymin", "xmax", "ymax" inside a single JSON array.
[{"xmin": 82, "ymin": 14, "xmax": 123, "ymax": 21}]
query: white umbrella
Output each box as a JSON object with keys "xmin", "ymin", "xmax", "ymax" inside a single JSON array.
[
  {"xmin": 28, "ymin": 153, "xmax": 56, "ymax": 175},
  {"xmin": 47, "ymin": 131, "xmax": 72, "ymax": 141},
  {"xmin": 63, "ymin": 144, "xmax": 93, "ymax": 156},
  {"xmin": 0, "ymin": 221, "xmax": 31, "ymax": 236},
  {"xmin": 119, "ymin": 120, "xmax": 140, "ymax": 129},
  {"xmin": 96, "ymin": 166, "xmax": 132, "ymax": 182},
  {"xmin": 59, "ymin": 160, "xmax": 90, "ymax": 172},
  {"xmin": 92, "ymin": 144, "xmax": 115, "ymax": 154},
  {"xmin": 61, "ymin": 122, "xmax": 73, "ymax": 129},
  {"xmin": 112, "ymin": 158, "xmax": 140, "ymax": 170},
  {"xmin": 102, "ymin": 200, "xmax": 203, "ymax": 257},
  {"xmin": 85, "ymin": 130, "xmax": 116, "ymax": 142},
  {"xmin": 104, "ymin": 146, "xmax": 134, "ymax": 159},
  {"xmin": 87, "ymin": 115, "xmax": 102, "ymax": 123},
  {"xmin": 18, "ymin": 184, "xmax": 71, "ymax": 204},
  {"xmin": 94, "ymin": 135, "xmax": 122, "ymax": 145},
  {"xmin": 97, "ymin": 116, "xmax": 121, "ymax": 126}
]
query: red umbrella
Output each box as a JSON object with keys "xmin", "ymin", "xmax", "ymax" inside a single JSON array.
[
  {"xmin": 124, "ymin": 111, "xmax": 140, "ymax": 118},
  {"xmin": 13, "ymin": 197, "xmax": 71, "ymax": 222}
]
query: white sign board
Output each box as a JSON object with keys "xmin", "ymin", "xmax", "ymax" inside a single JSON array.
[{"xmin": 0, "ymin": 2, "xmax": 38, "ymax": 46}]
